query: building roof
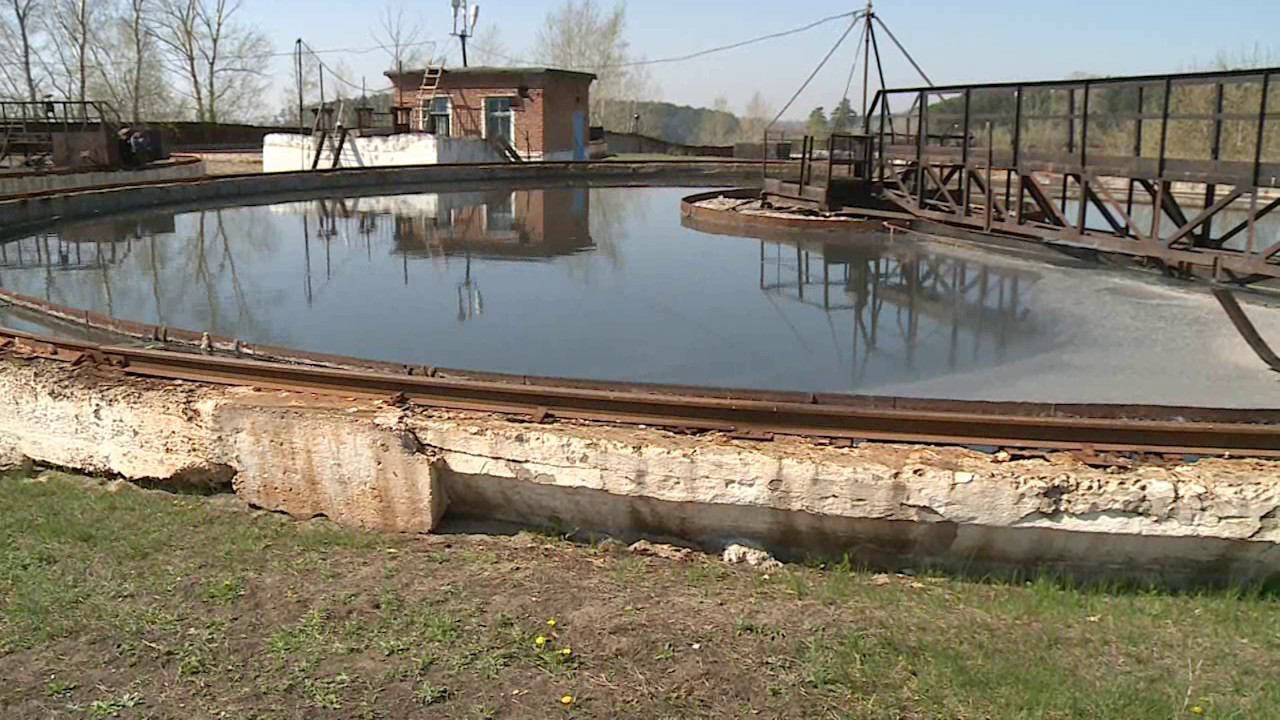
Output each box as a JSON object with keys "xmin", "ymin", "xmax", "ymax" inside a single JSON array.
[{"xmin": 386, "ymin": 66, "xmax": 597, "ymax": 82}]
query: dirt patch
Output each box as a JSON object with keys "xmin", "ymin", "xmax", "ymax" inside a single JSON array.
[{"xmin": 190, "ymin": 151, "xmax": 262, "ymax": 176}]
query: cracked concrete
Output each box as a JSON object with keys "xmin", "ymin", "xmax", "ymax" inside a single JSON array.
[{"xmin": 2, "ymin": 352, "xmax": 1280, "ymax": 583}]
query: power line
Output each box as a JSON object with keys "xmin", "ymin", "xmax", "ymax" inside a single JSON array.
[
  {"xmin": 1, "ymin": 8, "xmax": 861, "ymax": 75},
  {"xmin": 606, "ymin": 10, "xmax": 861, "ymax": 69},
  {"xmin": 841, "ymin": 17, "xmax": 868, "ymax": 101},
  {"xmin": 300, "ymin": 40, "xmax": 371, "ymax": 94},
  {"xmin": 477, "ymin": 9, "xmax": 862, "ymax": 70},
  {"xmin": 769, "ymin": 12, "xmax": 864, "ymax": 129}
]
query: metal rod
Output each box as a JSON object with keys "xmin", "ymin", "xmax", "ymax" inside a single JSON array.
[
  {"xmin": 1253, "ymin": 72, "xmax": 1270, "ymax": 189},
  {"xmin": 871, "ymin": 15, "xmax": 932, "ymax": 86},
  {"xmin": 961, "ymin": 88, "xmax": 971, "ymax": 218},
  {"xmin": 1157, "ymin": 76, "xmax": 1172, "ymax": 179},
  {"xmin": 1214, "ymin": 289, "xmax": 1280, "ymax": 372}
]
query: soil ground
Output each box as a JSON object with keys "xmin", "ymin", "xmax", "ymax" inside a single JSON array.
[
  {"xmin": 190, "ymin": 151, "xmax": 262, "ymax": 176},
  {"xmin": 2, "ymin": 471, "xmax": 1278, "ymax": 720}
]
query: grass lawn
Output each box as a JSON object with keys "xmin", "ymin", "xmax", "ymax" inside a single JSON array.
[{"xmin": 1, "ymin": 471, "xmax": 1278, "ymax": 719}]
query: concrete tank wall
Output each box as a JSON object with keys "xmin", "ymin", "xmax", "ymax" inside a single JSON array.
[
  {"xmin": 0, "ymin": 157, "xmax": 205, "ymax": 197},
  {"xmin": 2, "ymin": 352, "xmax": 1278, "ymax": 586}
]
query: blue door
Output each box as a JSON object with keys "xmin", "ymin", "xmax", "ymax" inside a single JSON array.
[{"xmin": 572, "ymin": 111, "xmax": 586, "ymax": 161}]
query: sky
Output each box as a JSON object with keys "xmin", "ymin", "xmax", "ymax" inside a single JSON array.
[{"xmin": 242, "ymin": 0, "xmax": 1280, "ymax": 120}]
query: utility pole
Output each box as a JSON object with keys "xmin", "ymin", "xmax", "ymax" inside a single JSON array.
[{"xmin": 451, "ymin": 0, "xmax": 479, "ymax": 67}]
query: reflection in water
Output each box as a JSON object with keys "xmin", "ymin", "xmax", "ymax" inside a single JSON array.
[
  {"xmin": 273, "ymin": 189, "xmax": 594, "ymax": 321},
  {"xmin": 760, "ymin": 238, "xmax": 1035, "ymax": 386},
  {"xmin": 0, "ymin": 187, "xmax": 1053, "ymax": 396}
]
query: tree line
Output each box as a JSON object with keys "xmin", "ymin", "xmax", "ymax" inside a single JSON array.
[{"xmin": 0, "ymin": 0, "xmax": 271, "ymax": 123}]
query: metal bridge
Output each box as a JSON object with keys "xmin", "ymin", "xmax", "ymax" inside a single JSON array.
[{"xmin": 769, "ymin": 66, "xmax": 1280, "ymax": 285}]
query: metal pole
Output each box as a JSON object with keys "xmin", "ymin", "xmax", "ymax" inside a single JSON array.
[
  {"xmin": 1253, "ymin": 72, "xmax": 1270, "ymax": 189},
  {"xmin": 1077, "ymin": 82, "xmax": 1091, "ymax": 234},
  {"xmin": 1157, "ymin": 76, "xmax": 1172, "ymax": 179},
  {"xmin": 861, "ymin": 2, "xmax": 872, "ymax": 119},
  {"xmin": 1128, "ymin": 84, "xmax": 1144, "ymax": 219},
  {"xmin": 872, "ymin": 15, "xmax": 932, "ymax": 86},
  {"xmin": 916, "ymin": 91, "xmax": 926, "ymax": 208},
  {"xmin": 318, "ymin": 65, "xmax": 326, "ymax": 129},
  {"xmin": 961, "ymin": 88, "xmax": 971, "ymax": 218},
  {"xmin": 985, "ymin": 121, "xmax": 994, "ymax": 232},
  {"xmin": 867, "ymin": 19, "xmax": 895, "ymax": 135},
  {"xmin": 1202, "ymin": 81, "xmax": 1225, "ymax": 245},
  {"xmin": 1250, "ymin": 72, "xmax": 1271, "ymax": 254},
  {"xmin": 1014, "ymin": 86, "xmax": 1024, "ymax": 225},
  {"xmin": 296, "ymin": 39, "xmax": 304, "ymax": 135}
]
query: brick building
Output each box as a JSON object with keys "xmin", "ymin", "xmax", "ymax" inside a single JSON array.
[{"xmin": 385, "ymin": 67, "xmax": 596, "ymax": 161}]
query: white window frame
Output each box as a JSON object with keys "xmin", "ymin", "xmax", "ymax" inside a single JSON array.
[
  {"xmin": 482, "ymin": 95, "xmax": 517, "ymax": 145},
  {"xmin": 428, "ymin": 97, "xmax": 452, "ymax": 137}
]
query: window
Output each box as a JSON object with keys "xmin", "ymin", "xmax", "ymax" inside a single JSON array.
[
  {"xmin": 484, "ymin": 97, "xmax": 514, "ymax": 144},
  {"xmin": 428, "ymin": 97, "xmax": 451, "ymax": 136},
  {"xmin": 486, "ymin": 192, "xmax": 515, "ymax": 232}
]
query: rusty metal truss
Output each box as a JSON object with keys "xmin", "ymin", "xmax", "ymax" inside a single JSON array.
[{"xmin": 866, "ymin": 67, "xmax": 1280, "ymax": 283}]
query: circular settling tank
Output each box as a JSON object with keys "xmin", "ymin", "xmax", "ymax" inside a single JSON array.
[{"xmin": 2, "ymin": 182, "xmax": 1278, "ymax": 407}]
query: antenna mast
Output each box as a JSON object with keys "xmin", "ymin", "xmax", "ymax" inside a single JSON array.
[{"xmin": 450, "ymin": 0, "xmax": 480, "ymax": 67}]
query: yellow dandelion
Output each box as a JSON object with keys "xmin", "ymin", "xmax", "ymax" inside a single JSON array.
[
  {"xmin": 1190, "ymin": 707, "xmax": 1205, "ymax": 716},
  {"xmin": 560, "ymin": 647, "xmax": 573, "ymax": 657},
  {"xmin": 547, "ymin": 618, "xmax": 558, "ymax": 628},
  {"xmin": 560, "ymin": 694, "xmax": 575, "ymax": 706},
  {"xmin": 534, "ymin": 635, "xmax": 547, "ymax": 647}
]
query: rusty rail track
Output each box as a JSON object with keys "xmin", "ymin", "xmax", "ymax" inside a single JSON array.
[{"xmin": 3, "ymin": 325, "xmax": 1279, "ymax": 459}]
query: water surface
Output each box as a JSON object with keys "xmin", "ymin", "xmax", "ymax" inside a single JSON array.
[{"xmin": 2, "ymin": 185, "xmax": 1277, "ymax": 406}]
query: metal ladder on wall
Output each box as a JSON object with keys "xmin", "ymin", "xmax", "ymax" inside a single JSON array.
[
  {"xmin": 310, "ymin": 101, "xmax": 349, "ymax": 170},
  {"xmin": 416, "ymin": 65, "xmax": 444, "ymax": 131}
]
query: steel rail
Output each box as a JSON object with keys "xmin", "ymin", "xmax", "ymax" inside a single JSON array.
[{"xmin": 4, "ymin": 327, "xmax": 1279, "ymax": 458}]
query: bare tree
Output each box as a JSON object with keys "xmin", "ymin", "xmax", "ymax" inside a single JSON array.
[
  {"xmin": 739, "ymin": 91, "xmax": 773, "ymax": 143},
  {"xmin": 44, "ymin": 0, "xmax": 96, "ymax": 103},
  {"xmin": 533, "ymin": 0, "xmax": 654, "ymax": 130},
  {"xmin": 89, "ymin": 0, "xmax": 174, "ymax": 121},
  {"xmin": 467, "ymin": 26, "xmax": 509, "ymax": 67},
  {"xmin": 696, "ymin": 96, "xmax": 738, "ymax": 145},
  {"xmin": 152, "ymin": 0, "xmax": 203, "ymax": 116},
  {"xmin": 152, "ymin": 0, "xmax": 269, "ymax": 122},
  {"xmin": 373, "ymin": 3, "xmax": 428, "ymax": 72},
  {"xmin": 2, "ymin": 0, "xmax": 41, "ymax": 102}
]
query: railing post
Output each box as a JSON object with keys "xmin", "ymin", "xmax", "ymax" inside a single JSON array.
[
  {"xmin": 1129, "ymin": 84, "xmax": 1144, "ymax": 218},
  {"xmin": 916, "ymin": 90, "xmax": 927, "ymax": 208},
  {"xmin": 985, "ymin": 121, "xmax": 994, "ymax": 232},
  {"xmin": 1253, "ymin": 72, "xmax": 1269, "ymax": 190},
  {"xmin": 1158, "ymin": 76, "xmax": 1172, "ymax": 180},
  {"xmin": 1067, "ymin": 85, "xmax": 1076, "ymax": 156},
  {"xmin": 1203, "ymin": 81, "xmax": 1225, "ymax": 245},
  {"xmin": 1250, "ymin": 72, "xmax": 1270, "ymax": 255},
  {"xmin": 1014, "ymin": 86, "xmax": 1024, "ymax": 225},
  {"xmin": 877, "ymin": 99, "xmax": 887, "ymax": 183},
  {"xmin": 1080, "ymin": 80, "xmax": 1090, "ymax": 170},
  {"xmin": 960, "ymin": 88, "xmax": 971, "ymax": 218}
]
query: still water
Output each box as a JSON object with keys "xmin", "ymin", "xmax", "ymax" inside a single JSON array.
[{"xmin": 1, "ymin": 185, "xmax": 1275, "ymax": 404}]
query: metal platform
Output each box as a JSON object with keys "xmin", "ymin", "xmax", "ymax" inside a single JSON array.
[{"xmin": 862, "ymin": 66, "xmax": 1280, "ymax": 283}]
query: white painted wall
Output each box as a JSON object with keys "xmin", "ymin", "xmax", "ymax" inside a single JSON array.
[{"xmin": 263, "ymin": 132, "xmax": 504, "ymax": 172}]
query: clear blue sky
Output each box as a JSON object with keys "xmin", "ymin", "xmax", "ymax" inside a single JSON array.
[{"xmin": 244, "ymin": 0, "xmax": 1280, "ymax": 119}]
